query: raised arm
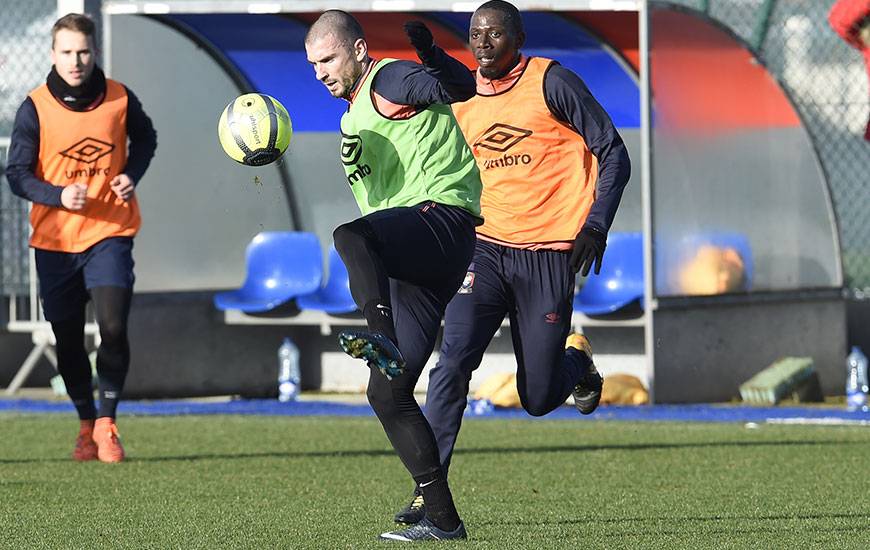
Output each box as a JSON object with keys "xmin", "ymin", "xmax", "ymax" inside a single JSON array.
[{"xmin": 372, "ymin": 22, "xmax": 476, "ymax": 106}]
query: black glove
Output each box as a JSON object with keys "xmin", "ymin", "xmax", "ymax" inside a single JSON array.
[
  {"xmin": 570, "ymin": 227, "xmax": 607, "ymax": 276},
  {"xmin": 404, "ymin": 21, "xmax": 434, "ymax": 54}
]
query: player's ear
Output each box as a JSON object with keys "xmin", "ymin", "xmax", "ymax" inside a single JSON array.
[
  {"xmin": 353, "ymin": 38, "xmax": 368, "ymax": 62},
  {"xmin": 516, "ymin": 30, "xmax": 526, "ymax": 50}
]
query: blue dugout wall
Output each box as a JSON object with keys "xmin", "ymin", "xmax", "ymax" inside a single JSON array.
[
  {"xmin": 167, "ymin": 12, "xmax": 640, "ymax": 131},
  {"xmin": 117, "ymin": 11, "xmax": 643, "ymax": 294},
  {"xmin": 64, "ymin": 10, "xmax": 644, "ymax": 398}
]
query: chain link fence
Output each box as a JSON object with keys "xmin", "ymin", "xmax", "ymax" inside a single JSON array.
[
  {"xmin": 0, "ymin": 0, "xmax": 55, "ymax": 297},
  {"xmin": 0, "ymin": 1, "xmax": 56, "ymax": 137},
  {"xmin": 664, "ymin": 0, "xmax": 870, "ymax": 294},
  {"xmin": 0, "ymin": 139, "xmax": 30, "ymax": 297}
]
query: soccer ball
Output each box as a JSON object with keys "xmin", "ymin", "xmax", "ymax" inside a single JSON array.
[{"xmin": 217, "ymin": 93, "xmax": 292, "ymax": 166}]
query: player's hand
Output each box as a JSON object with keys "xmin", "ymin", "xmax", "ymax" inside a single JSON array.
[
  {"xmin": 61, "ymin": 182, "xmax": 88, "ymax": 210},
  {"xmin": 404, "ymin": 21, "xmax": 434, "ymax": 54},
  {"xmin": 570, "ymin": 227, "xmax": 607, "ymax": 276},
  {"xmin": 109, "ymin": 174, "xmax": 135, "ymax": 201}
]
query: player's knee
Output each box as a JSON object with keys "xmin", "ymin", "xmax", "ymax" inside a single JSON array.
[
  {"xmin": 432, "ymin": 351, "xmax": 475, "ymax": 379},
  {"xmin": 332, "ymin": 220, "xmax": 369, "ymax": 256},
  {"xmin": 522, "ymin": 397, "xmax": 552, "ymax": 417},
  {"xmin": 366, "ymin": 382, "xmax": 397, "ymax": 417},
  {"xmin": 428, "ymin": 366, "xmax": 468, "ymax": 398},
  {"xmin": 332, "ymin": 223, "xmax": 353, "ymax": 252},
  {"xmin": 98, "ymin": 317, "xmax": 127, "ymax": 348}
]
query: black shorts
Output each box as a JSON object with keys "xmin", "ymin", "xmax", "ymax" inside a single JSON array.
[{"xmin": 35, "ymin": 237, "xmax": 135, "ymax": 322}]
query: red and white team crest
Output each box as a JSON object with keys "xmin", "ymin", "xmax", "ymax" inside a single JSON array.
[{"xmin": 458, "ymin": 271, "xmax": 475, "ymax": 294}]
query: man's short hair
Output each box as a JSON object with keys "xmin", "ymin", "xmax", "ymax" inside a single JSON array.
[
  {"xmin": 52, "ymin": 13, "xmax": 97, "ymax": 47},
  {"xmin": 476, "ymin": 0, "xmax": 524, "ymax": 35},
  {"xmin": 305, "ymin": 10, "xmax": 365, "ymax": 47}
]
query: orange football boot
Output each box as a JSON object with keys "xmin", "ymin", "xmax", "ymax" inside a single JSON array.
[
  {"xmin": 72, "ymin": 419, "xmax": 98, "ymax": 461},
  {"xmin": 93, "ymin": 417, "xmax": 125, "ymax": 463}
]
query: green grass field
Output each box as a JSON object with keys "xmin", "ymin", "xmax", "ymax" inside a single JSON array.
[{"xmin": 1, "ymin": 414, "xmax": 869, "ymax": 549}]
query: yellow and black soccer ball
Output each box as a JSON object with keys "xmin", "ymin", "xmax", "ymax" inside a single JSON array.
[{"xmin": 217, "ymin": 93, "xmax": 292, "ymax": 166}]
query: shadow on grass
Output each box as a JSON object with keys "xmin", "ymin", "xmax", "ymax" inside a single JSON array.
[
  {"xmin": 0, "ymin": 438, "xmax": 861, "ymax": 464},
  {"xmin": 475, "ymin": 512, "xmax": 870, "ymax": 538},
  {"xmin": 477, "ymin": 511, "xmax": 869, "ymax": 527},
  {"xmin": 596, "ymin": 523, "xmax": 869, "ymax": 538}
]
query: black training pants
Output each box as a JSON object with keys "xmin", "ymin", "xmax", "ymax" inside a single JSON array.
[{"xmin": 333, "ymin": 201, "xmax": 477, "ymax": 479}]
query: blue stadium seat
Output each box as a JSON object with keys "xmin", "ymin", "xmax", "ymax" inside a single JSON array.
[
  {"xmin": 213, "ymin": 232, "xmax": 322, "ymax": 312},
  {"xmin": 574, "ymin": 232, "xmax": 644, "ymax": 315},
  {"xmin": 296, "ymin": 246, "xmax": 358, "ymax": 314}
]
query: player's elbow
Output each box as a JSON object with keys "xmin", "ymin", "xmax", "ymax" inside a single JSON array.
[
  {"xmin": 620, "ymin": 147, "xmax": 632, "ymax": 182},
  {"xmin": 604, "ymin": 139, "xmax": 632, "ymax": 186},
  {"xmin": 4, "ymin": 166, "xmax": 29, "ymax": 198}
]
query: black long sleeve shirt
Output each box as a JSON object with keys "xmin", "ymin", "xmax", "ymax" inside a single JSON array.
[
  {"xmin": 543, "ymin": 63, "xmax": 631, "ymax": 234},
  {"xmin": 6, "ymin": 86, "xmax": 157, "ymax": 207},
  {"xmin": 371, "ymin": 45, "xmax": 476, "ymax": 106},
  {"xmin": 347, "ymin": 45, "xmax": 475, "ymax": 119}
]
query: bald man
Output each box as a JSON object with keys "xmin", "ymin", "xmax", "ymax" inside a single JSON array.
[{"xmin": 305, "ymin": 10, "xmax": 481, "ymax": 541}]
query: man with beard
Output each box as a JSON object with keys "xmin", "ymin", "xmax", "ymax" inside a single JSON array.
[{"xmin": 305, "ymin": 10, "xmax": 482, "ymax": 541}]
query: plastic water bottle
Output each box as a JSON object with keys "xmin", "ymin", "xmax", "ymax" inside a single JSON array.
[
  {"xmin": 464, "ymin": 398, "xmax": 494, "ymax": 416},
  {"xmin": 278, "ymin": 337, "xmax": 301, "ymax": 402},
  {"xmin": 845, "ymin": 346, "xmax": 868, "ymax": 412}
]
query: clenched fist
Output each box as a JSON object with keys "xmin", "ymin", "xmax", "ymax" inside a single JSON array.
[
  {"xmin": 404, "ymin": 21, "xmax": 434, "ymax": 54},
  {"xmin": 61, "ymin": 182, "xmax": 88, "ymax": 210},
  {"xmin": 110, "ymin": 174, "xmax": 135, "ymax": 201}
]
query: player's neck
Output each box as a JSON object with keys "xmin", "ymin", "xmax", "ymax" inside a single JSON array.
[
  {"xmin": 346, "ymin": 57, "xmax": 374, "ymax": 103},
  {"xmin": 47, "ymin": 64, "xmax": 106, "ymax": 111},
  {"xmin": 483, "ymin": 54, "xmax": 522, "ymax": 81}
]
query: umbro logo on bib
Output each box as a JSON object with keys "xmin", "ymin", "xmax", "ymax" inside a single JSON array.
[
  {"xmin": 474, "ymin": 123, "xmax": 532, "ymax": 153},
  {"xmin": 340, "ymin": 133, "xmax": 363, "ymax": 166},
  {"xmin": 59, "ymin": 137, "xmax": 115, "ymax": 164},
  {"xmin": 340, "ymin": 132, "xmax": 371, "ymax": 186}
]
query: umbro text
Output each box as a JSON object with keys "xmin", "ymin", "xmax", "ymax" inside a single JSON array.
[
  {"xmin": 347, "ymin": 163, "xmax": 372, "ymax": 185},
  {"xmin": 65, "ymin": 166, "xmax": 110, "ymax": 179},
  {"xmin": 483, "ymin": 153, "xmax": 532, "ymax": 170}
]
